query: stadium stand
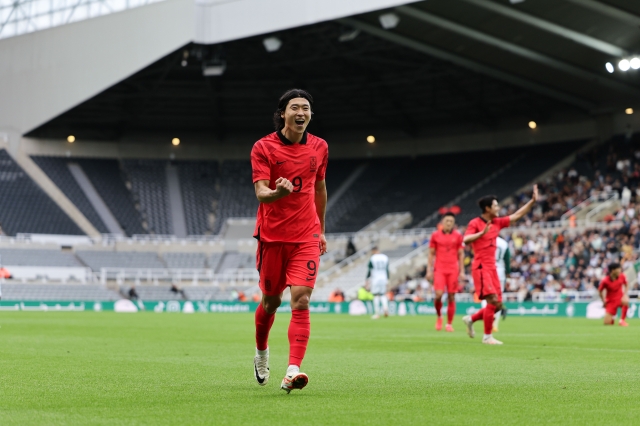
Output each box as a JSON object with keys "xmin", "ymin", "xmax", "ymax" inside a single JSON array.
[
  {"xmin": 0, "ymin": 150, "xmax": 83, "ymax": 236},
  {"xmin": 215, "ymin": 251, "xmax": 254, "ymax": 273},
  {"xmin": 123, "ymin": 159, "xmax": 172, "ymax": 235},
  {"xmin": 177, "ymin": 161, "xmax": 220, "ymax": 235},
  {"xmin": 0, "ymin": 248, "xmax": 83, "ymax": 267},
  {"xmin": 162, "ymin": 252, "xmax": 207, "ymax": 269},
  {"xmin": 32, "ymin": 157, "xmax": 109, "ymax": 233},
  {"xmin": 214, "ymin": 160, "xmax": 259, "ymax": 234},
  {"xmin": 76, "ymin": 250, "xmax": 166, "ymax": 271},
  {"xmin": 75, "ymin": 159, "xmax": 146, "ymax": 235},
  {"xmin": 1, "ymin": 284, "xmax": 119, "ymax": 301}
]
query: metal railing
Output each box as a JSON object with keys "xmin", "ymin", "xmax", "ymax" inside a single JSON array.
[{"xmin": 97, "ymin": 267, "xmax": 259, "ymax": 285}]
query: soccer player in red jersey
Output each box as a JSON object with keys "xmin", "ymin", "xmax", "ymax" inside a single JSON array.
[
  {"xmin": 251, "ymin": 89, "xmax": 328, "ymax": 393},
  {"xmin": 598, "ymin": 262, "xmax": 630, "ymax": 326},
  {"xmin": 462, "ymin": 186, "xmax": 538, "ymax": 345},
  {"xmin": 426, "ymin": 213, "xmax": 464, "ymax": 332}
]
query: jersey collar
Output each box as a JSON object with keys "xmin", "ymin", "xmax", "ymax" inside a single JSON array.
[
  {"xmin": 477, "ymin": 216, "xmax": 489, "ymax": 223},
  {"xmin": 277, "ymin": 130, "xmax": 307, "ymax": 145}
]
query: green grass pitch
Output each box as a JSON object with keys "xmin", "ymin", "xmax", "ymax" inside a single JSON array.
[{"xmin": 0, "ymin": 312, "xmax": 639, "ymax": 425}]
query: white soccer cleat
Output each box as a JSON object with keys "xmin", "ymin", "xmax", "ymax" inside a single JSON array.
[
  {"xmin": 371, "ymin": 314, "xmax": 380, "ymax": 320},
  {"xmin": 462, "ymin": 315, "xmax": 475, "ymax": 338},
  {"xmin": 254, "ymin": 355, "xmax": 270, "ymax": 386},
  {"xmin": 280, "ymin": 370, "xmax": 309, "ymax": 394},
  {"xmin": 482, "ymin": 336, "xmax": 503, "ymax": 345}
]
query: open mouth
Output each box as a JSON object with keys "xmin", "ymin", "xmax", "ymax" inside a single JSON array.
[{"xmin": 295, "ymin": 119, "xmax": 305, "ymax": 126}]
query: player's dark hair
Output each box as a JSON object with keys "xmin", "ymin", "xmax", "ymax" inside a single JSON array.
[
  {"xmin": 608, "ymin": 262, "xmax": 621, "ymax": 272},
  {"xmin": 478, "ymin": 195, "xmax": 498, "ymax": 213},
  {"xmin": 273, "ymin": 88, "xmax": 314, "ymax": 130},
  {"xmin": 443, "ymin": 212, "xmax": 456, "ymax": 219},
  {"xmin": 372, "ymin": 246, "xmax": 379, "ymax": 251}
]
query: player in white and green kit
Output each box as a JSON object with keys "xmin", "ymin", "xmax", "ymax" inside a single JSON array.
[{"xmin": 366, "ymin": 247, "xmax": 389, "ymax": 319}]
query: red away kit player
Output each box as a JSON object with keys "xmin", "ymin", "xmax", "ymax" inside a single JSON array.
[
  {"xmin": 427, "ymin": 212, "xmax": 464, "ymax": 332},
  {"xmin": 599, "ymin": 262, "xmax": 630, "ymax": 327},
  {"xmin": 251, "ymin": 89, "xmax": 328, "ymax": 393},
  {"xmin": 462, "ymin": 186, "xmax": 538, "ymax": 345}
]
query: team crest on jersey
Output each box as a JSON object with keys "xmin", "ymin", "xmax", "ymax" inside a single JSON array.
[{"xmin": 310, "ymin": 156, "xmax": 317, "ymax": 172}]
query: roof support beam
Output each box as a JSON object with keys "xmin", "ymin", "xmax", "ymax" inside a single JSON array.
[
  {"xmin": 461, "ymin": 0, "xmax": 628, "ymax": 57},
  {"xmin": 564, "ymin": 0, "xmax": 640, "ymax": 28},
  {"xmin": 395, "ymin": 5, "xmax": 640, "ymax": 96},
  {"xmin": 338, "ymin": 18, "xmax": 596, "ymax": 111}
]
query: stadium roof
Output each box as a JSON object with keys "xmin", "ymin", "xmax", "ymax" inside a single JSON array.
[{"xmin": 25, "ymin": 0, "xmax": 640, "ymax": 142}]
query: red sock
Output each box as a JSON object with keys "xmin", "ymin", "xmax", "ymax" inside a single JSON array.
[
  {"xmin": 471, "ymin": 308, "xmax": 484, "ymax": 323},
  {"xmin": 484, "ymin": 304, "xmax": 496, "ymax": 335},
  {"xmin": 288, "ymin": 309, "xmax": 310, "ymax": 367},
  {"xmin": 435, "ymin": 300, "xmax": 442, "ymax": 317},
  {"xmin": 447, "ymin": 299, "xmax": 456, "ymax": 324},
  {"xmin": 622, "ymin": 305, "xmax": 628, "ymax": 321},
  {"xmin": 255, "ymin": 303, "xmax": 275, "ymax": 351}
]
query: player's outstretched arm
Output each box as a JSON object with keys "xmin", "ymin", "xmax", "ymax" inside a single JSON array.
[
  {"xmin": 315, "ymin": 180, "xmax": 327, "ymax": 255},
  {"xmin": 254, "ymin": 178, "xmax": 293, "ymax": 204},
  {"xmin": 508, "ymin": 184, "xmax": 539, "ymax": 225},
  {"xmin": 426, "ymin": 247, "xmax": 436, "ymax": 283}
]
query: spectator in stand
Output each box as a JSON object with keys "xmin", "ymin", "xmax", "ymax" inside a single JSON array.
[
  {"xmin": 170, "ymin": 284, "xmax": 187, "ymax": 300},
  {"xmin": 128, "ymin": 286, "xmax": 139, "ymax": 301},
  {"xmin": 328, "ymin": 288, "xmax": 345, "ymax": 302}
]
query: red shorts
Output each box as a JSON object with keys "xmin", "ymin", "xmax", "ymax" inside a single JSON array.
[
  {"xmin": 605, "ymin": 300, "xmax": 622, "ymax": 316},
  {"xmin": 472, "ymin": 267, "xmax": 502, "ymax": 301},
  {"xmin": 256, "ymin": 241, "xmax": 320, "ymax": 296},
  {"xmin": 433, "ymin": 270, "xmax": 459, "ymax": 293}
]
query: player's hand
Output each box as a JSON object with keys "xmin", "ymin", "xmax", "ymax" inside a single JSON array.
[
  {"xmin": 481, "ymin": 223, "xmax": 491, "ymax": 235},
  {"xmin": 319, "ymin": 234, "xmax": 327, "ymax": 255},
  {"xmin": 426, "ymin": 271, "xmax": 434, "ymax": 283},
  {"xmin": 274, "ymin": 177, "xmax": 293, "ymax": 197},
  {"xmin": 459, "ymin": 271, "xmax": 466, "ymax": 282},
  {"xmin": 532, "ymin": 184, "xmax": 539, "ymax": 202},
  {"xmin": 622, "ymin": 295, "xmax": 630, "ymax": 305}
]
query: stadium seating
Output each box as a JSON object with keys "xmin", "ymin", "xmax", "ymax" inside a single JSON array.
[
  {"xmin": 122, "ymin": 159, "xmax": 172, "ymax": 235},
  {"xmin": 0, "ymin": 248, "xmax": 83, "ymax": 267},
  {"xmin": 214, "ymin": 160, "xmax": 259, "ymax": 234},
  {"xmin": 215, "ymin": 251, "xmax": 254, "ymax": 273},
  {"xmin": 76, "ymin": 250, "xmax": 166, "ymax": 271},
  {"xmin": 75, "ymin": 159, "xmax": 146, "ymax": 235},
  {"xmin": 176, "ymin": 161, "xmax": 220, "ymax": 235},
  {"xmin": 162, "ymin": 252, "xmax": 207, "ymax": 269},
  {"xmin": 1, "ymin": 284, "xmax": 119, "ymax": 301},
  {"xmin": 0, "ymin": 150, "xmax": 83, "ymax": 236},
  {"xmin": 32, "ymin": 156, "xmax": 110, "ymax": 233}
]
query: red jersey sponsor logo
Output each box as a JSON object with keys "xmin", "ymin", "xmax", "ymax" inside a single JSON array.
[
  {"xmin": 251, "ymin": 132, "xmax": 328, "ymax": 243},
  {"xmin": 429, "ymin": 229, "xmax": 463, "ymax": 271},
  {"xmin": 464, "ymin": 216, "xmax": 511, "ymax": 270}
]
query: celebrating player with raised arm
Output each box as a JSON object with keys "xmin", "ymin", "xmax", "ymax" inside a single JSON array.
[
  {"xmin": 251, "ymin": 89, "xmax": 329, "ymax": 393},
  {"xmin": 462, "ymin": 185, "xmax": 538, "ymax": 345},
  {"xmin": 599, "ymin": 262, "xmax": 630, "ymax": 327},
  {"xmin": 426, "ymin": 213, "xmax": 464, "ymax": 332}
]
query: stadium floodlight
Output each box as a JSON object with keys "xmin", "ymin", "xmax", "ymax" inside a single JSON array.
[
  {"xmin": 202, "ymin": 60, "xmax": 226, "ymax": 77},
  {"xmin": 528, "ymin": 121, "xmax": 537, "ymax": 129},
  {"xmin": 619, "ymin": 59, "xmax": 630, "ymax": 71},
  {"xmin": 67, "ymin": 135, "xmax": 75, "ymax": 143},
  {"xmin": 509, "ymin": 0, "xmax": 525, "ymax": 3},
  {"xmin": 605, "ymin": 62, "xmax": 615, "ymax": 73},
  {"xmin": 172, "ymin": 138, "xmax": 180, "ymax": 146},
  {"xmin": 631, "ymin": 58, "xmax": 640, "ymax": 70},
  {"xmin": 263, "ymin": 37, "xmax": 282, "ymax": 52},
  {"xmin": 367, "ymin": 135, "xmax": 376, "ymax": 143},
  {"xmin": 379, "ymin": 13, "xmax": 400, "ymax": 30},
  {"xmin": 626, "ymin": 108, "xmax": 634, "ymax": 115}
]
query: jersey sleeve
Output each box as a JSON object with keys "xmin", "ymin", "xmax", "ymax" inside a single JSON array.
[
  {"xmin": 316, "ymin": 141, "xmax": 328, "ymax": 181},
  {"xmin": 251, "ymin": 142, "xmax": 271, "ymax": 183},
  {"xmin": 457, "ymin": 232, "xmax": 464, "ymax": 249},
  {"xmin": 622, "ymin": 274, "xmax": 628, "ymax": 284},
  {"xmin": 598, "ymin": 279, "xmax": 607, "ymax": 292},
  {"xmin": 429, "ymin": 233, "xmax": 437, "ymax": 249},
  {"xmin": 495, "ymin": 216, "xmax": 511, "ymax": 230},
  {"xmin": 464, "ymin": 220, "xmax": 479, "ymax": 236}
]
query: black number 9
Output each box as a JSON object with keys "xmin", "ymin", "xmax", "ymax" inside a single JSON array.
[
  {"xmin": 292, "ymin": 176, "xmax": 303, "ymax": 193},
  {"xmin": 307, "ymin": 260, "xmax": 316, "ymax": 276}
]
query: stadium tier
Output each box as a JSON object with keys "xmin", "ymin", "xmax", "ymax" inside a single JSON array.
[{"xmin": 1, "ymin": 284, "xmax": 119, "ymax": 301}]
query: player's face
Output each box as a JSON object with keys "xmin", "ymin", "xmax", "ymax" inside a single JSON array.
[
  {"xmin": 442, "ymin": 216, "xmax": 455, "ymax": 232},
  {"xmin": 488, "ymin": 199, "xmax": 500, "ymax": 217},
  {"xmin": 610, "ymin": 268, "xmax": 621, "ymax": 280},
  {"xmin": 281, "ymin": 98, "xmax": 311, "ymax": 135}
]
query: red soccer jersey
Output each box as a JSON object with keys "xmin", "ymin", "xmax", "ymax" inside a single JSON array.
[
  {"xmin": 464, "ymin": 216, "xmax": 511, "ymax": 270},
  {"xmin": 599, "ymin": 273, "xmax": 627, "ymax": 302},
  {"xmin": 429, "ymin": 229, "xmax": 463, "ymax": 270},
  {"xmin": 251, "ymin": 131, "xmax": 328, "ymax": 243}
]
